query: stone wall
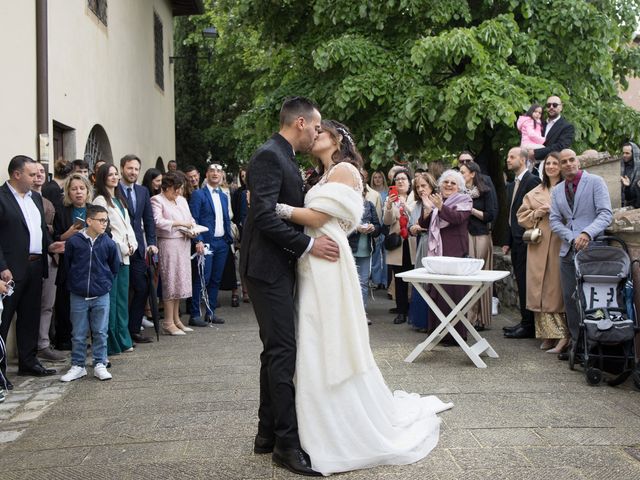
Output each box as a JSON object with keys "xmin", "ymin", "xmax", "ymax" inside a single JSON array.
[
  {"xmin": 579, "ymin": 151, "xmax": 623, "ymax": 209},
  {"xmin": 492, "ymin": 246, "xmax": 519, "ymax": 310}
]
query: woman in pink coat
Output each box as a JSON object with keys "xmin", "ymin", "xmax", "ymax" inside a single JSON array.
[{"xmin": 517, "ymin": 104, "xmax": 545, "ymax": 150}]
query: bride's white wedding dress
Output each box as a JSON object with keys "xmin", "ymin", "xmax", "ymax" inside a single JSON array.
[{"xmin": 294, "ymin": 162, "xmax": 453, "ymax": 476}]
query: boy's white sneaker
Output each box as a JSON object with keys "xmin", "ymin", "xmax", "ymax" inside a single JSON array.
[
  {"xmin": 94, "ymin": 363, "xmax": 112, "ymax": 381},
  {"xmin": 61, "ymin": 365, "xmax": 87, "ymax": 382}
]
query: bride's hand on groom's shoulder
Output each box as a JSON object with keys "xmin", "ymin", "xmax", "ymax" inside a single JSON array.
[{"xmin": 310, "ymin": 235, "xmax": 340, "ymax": 262}]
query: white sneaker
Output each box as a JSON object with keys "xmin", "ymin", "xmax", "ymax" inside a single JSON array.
[
  {"xmin": 61, "ymin": 365, "xmax": 87, "ymax": 382},
  {"xmin": 141, "ymin": 317, "xmax": 154, "ymax": 328},
  {"xmin": 94, "ymin": 363, "xmax": 112, "ymax": 381}
]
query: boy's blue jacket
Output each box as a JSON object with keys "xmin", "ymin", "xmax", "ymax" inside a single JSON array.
[{"xmin": 64, "ymin": 230, "xmax": 120, "ymax": 297}]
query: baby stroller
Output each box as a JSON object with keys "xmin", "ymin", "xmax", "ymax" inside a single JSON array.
[{"xmin": 568, "ymin": 236, "xmax": 640, "ymax": 387}]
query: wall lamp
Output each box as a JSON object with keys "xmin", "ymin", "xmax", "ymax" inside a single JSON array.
[{"xmin": 170, "ymin": 26, "xmax": 218, "ymax": 64}]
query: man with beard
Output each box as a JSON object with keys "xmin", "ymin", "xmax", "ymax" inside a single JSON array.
[
  {"xmin": 119, "ymin": 154, "xmax": 158, "ymax": 344},
  {"xmin": 530, "ymin": 96, "xmax": 575, "ymax": 169}
]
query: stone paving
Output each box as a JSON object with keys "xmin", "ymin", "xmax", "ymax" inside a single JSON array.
[{"xmin": 1, "ymin": 291, "xmax": 640, "ymax": 479}]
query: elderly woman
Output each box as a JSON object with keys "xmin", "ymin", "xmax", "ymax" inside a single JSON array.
[
  {"xmin": 517, "ymin": 152, "xmax": 569, "ymax": 353},
  {"xmin": 424, "ymin": 169, "xmax": 473, "ymax": 342},
  {"xmin": 383, "ymin": 168, "xmax": 415, "ymax": 324},
  {"xmin": 460, "ymin": 162, "xmax": 498, "ymax": 330},
  {"xmin": 407, "ymin": 172, "xmax": 439, "ymax": 331},
  {"xmin": 94, "ymin": 164, "xmax": 138, "ymax": 355},
  {"xmin": 52, "ymin": 173, "xmax": 94, "ymax": 351},
  {"xmin": 151, "ymin": 172, "xmax": 196, "ymax": 336}
]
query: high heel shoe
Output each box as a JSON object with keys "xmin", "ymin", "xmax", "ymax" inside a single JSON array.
[
  {"xmin": 547, "ymin": 338, "xmax": 569, "ymax": 354},
  {"xmin": 162, "ymin": 325, "xmax": 186, "ymax": 336},
  {"xmin": 174, "ymin": 319, "xmax": 193, "ymax": 333}
]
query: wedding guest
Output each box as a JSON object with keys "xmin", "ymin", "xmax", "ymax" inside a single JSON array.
[
  {"xmin": 142, "ymin": 168, "xmax": 162, "ymax": 197},
  {"xmin": 427, "ymin": 160, "xmax": 445, "ymax": 181},
  {"xmin": 383, "ymin": 168, "xmax": 415, "ymax": 325},
  {"xmin": 0, "ymin": 156, "xmax": 64, "ymax": 384},
  {"xmin": 517, "ymin": 152, "xmax": 569, "ymax": 353},
  {"xmin": 348, "ymin": 187, "xmax": 382, "ymax": 324},
  {"xmin": 72, "ymin": 159, "xmax": 90, "ymax": 177},
  {"xmin": 517, "ymin": 104, "xmax": 546, "ymax": 150},
  {"xmin": 369, "ymin": 171, "xmax": 388, "ymax": 289},
  {"xmin": 424, "ymin": 170, "xmax": 473, "ymax": 343},
  {"xmin": 183, "ymin": 165, "xmax": 200, "ymax": 202},
  {"xmin": 118, "ymin": 155, "xmax": 157, "ymax": 345},
  {"xmin": 90, "ymin": 159, "xmax": 107, "ymax": 186},
  {"xmin": 218, "ymin": 169, "xmax": 241, "ymax": 307},
  {"xmin": 33, "ymin": 162, "xmax": 65, "ymax": 362},
  {"xmin": 167, "ymin": 160, "xmax": 178, "ymax": 172},
  {"xmin": 407, "ymin": 172, "xmax": 438, "ymax": 332},
  {"xmin": 621, "ymin": 142, "xmax": 640, "ymax": 208},
  {"xmin": 52, "ymin": 173, "xmax": 93, "ymax": 351},
  {"xmin": 93, "ymin": 164, "xmax": 137, "ymax": 355},
  {"xmin": 460, "ymin": 162, "xmax": 498, "ymax": 330},
  {"xmin": 60, "ymin": 204, "xmax": 119, "ymax": 382},
  {"xmin": 42, "ymin": 158, "xmax": 72, "ymax": 211},
  {"xmin": 231, "ymin": 167, "xmax": 250, "ymax": 303},
  {"xmin": 151, "ymin": 172, "xmax": 196, "ymax": 335}
]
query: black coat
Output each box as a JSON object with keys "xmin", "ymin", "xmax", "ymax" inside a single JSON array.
[
  {"xmin": 240, "ymin": 133, "xmax": 311, "ymax": 284},
  {"xmin": 504, "ymin": 171, "xmax": 541, "ymax": 246},
  {"xmin": 534, "ymin": 116, "xmax": 575, "ymax": 161},
  {"xmin": 0, "ymin": 183, "xmax": 49, "ymax": 281}
]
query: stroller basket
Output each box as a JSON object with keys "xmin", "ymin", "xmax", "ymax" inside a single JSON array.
[{"xmin": 583, "ymin": 309, "xmax": 635, "ymax": 344}]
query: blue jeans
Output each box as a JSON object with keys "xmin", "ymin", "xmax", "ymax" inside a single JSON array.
[
  {"xmin": 70, "ymin": 292, "xmax": 109, "ymax": 367},
  {"xmin": 191, "ymin": 237, "xmax": 229, "ymax": 318},
  {"xmin": 370, "ymin": 235, "xmax": 387, "ymax": 287},
  {"xmin": 354, "ymin": 256, "xmax": 371, "ymax": 310}
]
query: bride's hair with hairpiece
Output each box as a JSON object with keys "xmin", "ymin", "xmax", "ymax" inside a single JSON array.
[{"xmin": 307, "ymin": 120, "xmax": 363, "ymax": 188}]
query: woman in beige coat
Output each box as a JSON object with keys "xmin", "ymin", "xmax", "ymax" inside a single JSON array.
[
  {"xmin": 383, "ymin": 169, "xmax": 416, "ymax": 324},
  {"xmin": 516, "ymin": 152, "xmax": 569, "ymax": 353}
]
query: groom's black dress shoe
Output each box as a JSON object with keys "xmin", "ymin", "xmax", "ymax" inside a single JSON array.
[
  {"xmin": 503, "ymin": 326, "xmax": 535, "ymax": 339},
  {"xmin": 272, "ymin": 446, "xmax": 321, "ymax": 476},
  {"xmin": 393, "ymin": 314, "xmax": 407, "ymax": 324},
  {"xmin": 502, "ymin": 323, "xmax": 522, "ymax": 332},
  {"xmin": 17, "ymin": 363, "xmax": 56, "ymax": 377},
  {"xmin": 253, "ymin": 434, "xmax": 274, "ymax": 454}
]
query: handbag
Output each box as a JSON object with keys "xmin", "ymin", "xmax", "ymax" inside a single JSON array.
[
  {"xmin": 384, "ymin": 232, "xmax": 402, "ymax": 250},
  {"xmin": 523, "ymin": 219, "xmax": 542, "ymax": 244}
]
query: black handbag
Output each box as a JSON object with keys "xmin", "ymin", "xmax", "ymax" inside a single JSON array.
[{"xmin": 384, "ymin": 232, "xmax": 402, "ymax": 251}]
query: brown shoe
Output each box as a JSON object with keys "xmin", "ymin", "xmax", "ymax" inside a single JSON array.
[{"xmin": 37, "ymin": 347, "xmax": 66, "ymax": 362}]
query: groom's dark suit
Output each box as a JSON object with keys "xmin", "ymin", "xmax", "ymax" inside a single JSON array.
[
  {"xmin": 533, "ymin": 116, "xmax": 575, "ymax": 161},
  {"xmin": 240, "ymin": 133, "xmax": 311, "ymax": 450}
]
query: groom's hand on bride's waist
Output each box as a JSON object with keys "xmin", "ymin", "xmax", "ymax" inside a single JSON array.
[{"xmin": 310, "ymin": 235, "xmax": 340, "ymax": 262}]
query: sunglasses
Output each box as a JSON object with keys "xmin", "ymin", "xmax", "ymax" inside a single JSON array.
[
  {"xmin": 458, "ymin": 159, "xmax": 472, "ymax": 164},
  {"xmin": 208, "ymin": 164, "xmax": 223, "ymax": 171},
  {"xmin": 546, "ymin": 102, "xmax": 560, "ymax": 108}
]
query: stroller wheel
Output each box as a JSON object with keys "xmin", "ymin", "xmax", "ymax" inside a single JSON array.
[
  {"xmin": 586, "ymin": 368, "xmax": 602, "ymax": 385},
  {"xmin": 568, "ymin": 348, "xmax": 576, "ymax": 371}
]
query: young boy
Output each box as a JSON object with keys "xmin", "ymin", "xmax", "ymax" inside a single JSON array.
[{"xmin": 60, "ymin": 205, "xmax": 120, "ymax": 382}]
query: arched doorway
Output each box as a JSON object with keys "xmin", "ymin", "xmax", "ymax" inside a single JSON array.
[
  {"xmin": 155, "ymin": 157, "xmax": 165, "ymax": 173},
  {"xmin": 84, "ymin": 124, "xmax": 113, "ymax": 170}
]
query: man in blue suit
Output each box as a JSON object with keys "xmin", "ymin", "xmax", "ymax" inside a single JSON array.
[
  {"xmin": 119, "ymin": 155, "xmax": 157, "ymax": 343},
  {"xmin": 550, "ymin": 149, "xmax": 613, "ymax": 356},
  {"xmin": 189, "ymin": 163, "xmax": 233, "ymax": 325}
]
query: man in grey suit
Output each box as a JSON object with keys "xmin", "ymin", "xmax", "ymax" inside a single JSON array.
[{"xmin": 549, "ymin": 149, "xmax": 613, "ymax": 357}]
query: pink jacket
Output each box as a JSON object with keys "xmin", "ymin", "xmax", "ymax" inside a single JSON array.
[{"xmin": 517, "ymin": 115, "xmax": 545, "ymax": 148}]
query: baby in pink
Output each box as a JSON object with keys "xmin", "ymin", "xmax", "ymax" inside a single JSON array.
[{"xmin": 517, "ymin": 104, "xmax": 545, "ymax": 149}]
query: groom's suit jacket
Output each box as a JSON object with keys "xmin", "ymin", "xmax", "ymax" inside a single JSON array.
[
  {"xmin": 534, "ymin": 116, "xmax": 575, "ymax": 160},
  {"xmin": 549, "ymin": 170, "xmax": 613, "ymax": 257},
  {"xmin": 240, "ymin": 133, "xmax": 311, "ymax": 284}
]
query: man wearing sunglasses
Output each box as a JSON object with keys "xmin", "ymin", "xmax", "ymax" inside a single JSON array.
[{"xmin": 530, "ymin": 96, "xmax": 575, "ymax": 164}]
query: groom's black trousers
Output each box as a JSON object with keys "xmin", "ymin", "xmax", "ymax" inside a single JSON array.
[{"xmin": 245, "ymin": 272, "xmax": 300, "ymax": 449}]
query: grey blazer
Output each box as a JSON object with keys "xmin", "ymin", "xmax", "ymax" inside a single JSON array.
[{"xmin": 549, "ymin": 171, "xmax": 613, "ymax": 257}]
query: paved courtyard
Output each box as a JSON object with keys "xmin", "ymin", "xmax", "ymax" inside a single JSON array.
[{"xmin": 1, "ymin": 291, "xmax": 640, "ymax": 479}]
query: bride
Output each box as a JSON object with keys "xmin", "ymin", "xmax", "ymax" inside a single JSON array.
[{"xmin": 276, "ymin": 120, "xmax": 453, "ymax": 476}]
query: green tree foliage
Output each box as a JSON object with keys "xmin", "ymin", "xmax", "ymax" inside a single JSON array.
[{"xmin": 175, "ymin": 0, "xmax": 640, "ymax": 175}]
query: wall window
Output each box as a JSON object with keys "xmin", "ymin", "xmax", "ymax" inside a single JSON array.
[
  {"xmin": 88, "ymin": 0, "xmax": 108, "ymax": 26},
  {"xmin": 154, "ymin": 12, "xmax": 164, "ymax": 90}
]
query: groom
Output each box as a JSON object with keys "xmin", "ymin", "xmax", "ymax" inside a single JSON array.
[{"xmin": 240, "ymin": 97, "xmax": 339, "ymax": 476}]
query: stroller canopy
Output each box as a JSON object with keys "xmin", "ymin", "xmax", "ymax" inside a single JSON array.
[{"xmin": 574, "ymin": 246, "xmax": 631, "ymax": 279}]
